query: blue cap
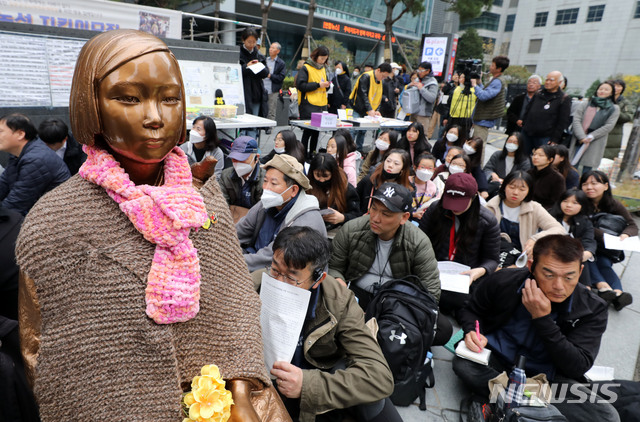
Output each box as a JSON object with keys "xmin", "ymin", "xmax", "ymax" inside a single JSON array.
[{"xmin": 229, "ymin": 136, "xmax": 259, "ymax": 161}]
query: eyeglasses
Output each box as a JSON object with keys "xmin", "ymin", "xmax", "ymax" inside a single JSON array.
[{"xmin": 266, "ymin": 265, "xmax": 312, "ymax": 286}]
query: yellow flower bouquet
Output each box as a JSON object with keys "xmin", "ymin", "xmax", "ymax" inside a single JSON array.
[{"xmin": 182, "ymin": 365, "xmax": 234, "ymax": 422}]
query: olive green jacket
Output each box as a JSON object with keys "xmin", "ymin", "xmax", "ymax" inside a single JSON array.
[
  {"xmin": 252, "ymin": 270, "xmax": 394, "ymax": 422},
  {"xmin": 328, "ymin": 215, "xmax": 441, "ymax": 301}
]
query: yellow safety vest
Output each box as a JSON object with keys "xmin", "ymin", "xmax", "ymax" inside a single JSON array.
[
  {"xmin": 349, "ymin": 70, "xmax": 383, "ymax": 111},
  {"xmin": 298, "ymin": 63, "xmax": 328, "ymax": 107}
]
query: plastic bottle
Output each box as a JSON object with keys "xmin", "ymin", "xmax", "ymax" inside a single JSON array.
[{"xmin": 505, "ymin": 355, "xmax": 527, "ymax": 409}]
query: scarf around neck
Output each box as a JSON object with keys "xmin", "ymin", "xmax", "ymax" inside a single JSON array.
[{"xmin": 79, "ymin": 145, "xmax": 208, "ymax": 324}]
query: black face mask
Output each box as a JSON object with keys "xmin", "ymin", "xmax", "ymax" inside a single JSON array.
[
  {"xmin": 315, "ymin": 179, "xmax": 332, "ymax": 190},
  {"xmin": 382, "ymin": 169, "xmax": 400, "ymax": 180}
]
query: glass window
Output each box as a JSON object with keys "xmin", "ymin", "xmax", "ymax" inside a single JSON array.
[
  {"xmin": 534, "ymin": 12, "xmax": 548, "ymax": 27},
  {"xmin": 525, "ymin": 65, "xmax": 537, "ymax": 73},
  {"xmin": 505, "ymin": 14, "xmax": 516, "ymax": 31},
  {"xmin": 509, "ymin": 0, "xmax": 519, "ymax": 7},
  {"xmin": 634, "ymin": 1, "xmax": 640, "ymax": 18},
  {"xmin": 528, "ymin": 39, "xmax": 542, "ymax": 54},
  {"xmin": 459, "ymin": 11, "xmax": 501, "ymax": 31},
  {"xmin": 556, "ymin": 8, "xmax": 579, "ymax": 25},
  {"xmin": 586, "ymin": 5, "xmax": 605, "ymax": 22},
  {"xmin": 493, "ymin": 0, "xmax": 503, "ymax": 6}
]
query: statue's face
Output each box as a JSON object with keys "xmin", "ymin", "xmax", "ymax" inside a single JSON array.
[{"xmin": 98, "ymin": 51, "xmax": 183, "ymax": 163}]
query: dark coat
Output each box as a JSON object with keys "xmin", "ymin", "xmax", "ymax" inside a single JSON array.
[
  {"xmin": 505, "ymin": 92, "xmax": 530, "ymax": 136},
  {"xmin": 419, "ymin": 202, "xmax": 500, "ymax": 274},
  {"xmin": 482, "ymin": 150, "xmax": 531, "ymax": 180},
  {"xmin": 528, "ymin": 165, "xmax": 565, "ymax": 210},
  {"xmin": 0, "ymin": 207, "xmax": 22, "ymax": 321},
  {"xmin": 522, "ymin": 89, "xmax": 572, "ymax": 143},
  {"xmin": 239, "ymin": 45, "xmax": 269, "ymax": 115},
  {"xmin": 62, "ymin": 133, "xmax": 87, "ymax": 175},
  {"xmin": 218, "ymin": 165, "xmax": 266, "ymax": 208},
  {"xmin": 558, "ymin": 214, "xmax": 597, "ymax": 256},
  {"xmin": 350, "ymin": 72, "xmax": 381, "ymax": 116},
  {"xmin": 458, "ymin": 267, "xmax": 609, "ymax": 380},
  {"xmin": 267, "ymin": 56, "xmax": 286, "ymax": 93},
  {"xmin": 328, "ymin": 73, "xmax": 352, "ymax": 114},
  {"xmin": 0, "ymin": 139, "xmax": 70, "ymax": 215}
]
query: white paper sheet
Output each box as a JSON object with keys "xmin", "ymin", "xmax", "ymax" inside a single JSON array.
[
  {"xmin": 260, "ymin": 272, "xmax": 311, "ymax": 376},
  {"xmin": 248, "ymin": 61, "xmax": 266, "ymax": 74},
  {"xmin": 437, "ymin": 261, "xmax": 471, "ymax": 294},
  {"xmin": 585, "ymin": 365, "xmax": 614, "ymax": 382},
  {"xmin": 603, "ymin": 233, "xmax": 640, "ymax": 252}
]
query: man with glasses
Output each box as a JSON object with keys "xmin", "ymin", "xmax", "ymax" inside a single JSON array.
[
  {"xmin": 520, "ymin": 70, "xmax": 571, "ymax": 155},
  {"xmin": 252, "ymin": 226, "xmax": 402, "ymax": 422},
  {"xmin": 407, "ymin": 61, "xmax": 439, "ymax": 134}
]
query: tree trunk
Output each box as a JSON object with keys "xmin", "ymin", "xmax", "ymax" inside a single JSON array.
[
  {"xmin": 302, "ymin": 0, "xmax": 317, "ymax": 59},
  {"xmin": 617, "ymin": 106, "xmax": 640, "ymax": 182},
  {"xmin": 213, "ymin": 0, "xmax": 221, "ymax": 43},
  {"xmin": 384, "ymin": 1, "xmax": 394, "ymax": 62},
  {"xmin": 260, "ymin": 0, "xmax": 274, "ymax": 54}
]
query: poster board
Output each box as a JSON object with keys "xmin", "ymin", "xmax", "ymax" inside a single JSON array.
[
  {"xmin": 0, "ymin": 31, "xmax": 245, "ymax": 114},
  {"xmin": 178, "ymin": 60, "xmax": 245, "ymax": 120}
]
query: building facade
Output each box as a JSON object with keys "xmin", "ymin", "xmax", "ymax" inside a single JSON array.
[{"xmin": 459, "ymin": 0, "xmax": 640, "ymax": 94}]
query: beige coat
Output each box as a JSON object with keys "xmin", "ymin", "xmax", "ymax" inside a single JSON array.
[{"xmin": 486, "ymin": 196, "xmax": 565, "ymax": 248}]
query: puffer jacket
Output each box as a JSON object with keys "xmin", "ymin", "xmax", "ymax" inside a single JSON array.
[
  {"xmin": 237, "ymin": 191, "xmax": 327, "ymax": 271},
  {"xmin": 218, "ymin": 165, "xmax": 266, "ymax": 207},
  {"xmin": 329, "ymin": 215, "xmax": 441, "ymax": 301},
  {"xmin": 342, "ymin": 151, "xmax": 360, "ymax": 187},
  {"xmin": 252, "ymin": 270, "xmax": 393, "ymax": 422},
  {"xmin": 419, "ymin": 202, "xmax": 500, "ymax": 275},
  {"xmin": 0, "ymin": 139, "xmax": 70, "ymax": 215}
]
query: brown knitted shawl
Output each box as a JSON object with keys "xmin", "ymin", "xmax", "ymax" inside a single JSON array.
[{"xmin": 16, "ymin": 174, "xmax": 269, "ymax": 421}]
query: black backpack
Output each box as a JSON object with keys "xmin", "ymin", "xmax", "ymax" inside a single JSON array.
[{"xmin": 365, "ymin": 277, "xmax": 439, "ymax": 409}]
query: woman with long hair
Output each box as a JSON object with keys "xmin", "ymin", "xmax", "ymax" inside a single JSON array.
[
  {"xmin": 569, "ymin": 81, "xmax": 620, "ymax": 173},
  {"xmin": 260, "ymin": 129, "xmax": 304, "ymax": 164},
  {"xmin": 431, "ymin": 124, "xmax": 464, "ymax": 164},
  {"xmin": 397, "ymin": 121, "xmax": 431, "ymax": 164},
  {"xmin": 552, "ymin": 144, "xmax": 580, "ymax": 190},
  {"xmin": 181, "ymin": 115, "xmax": 225, "ymax": 179},
  {"xmin": 462, "ymin": 136, "xmax": 489, "ymax": 198},
  {"xmin": 411, "ymin": 152, "xmax": 440, "ymax": 220},
  {"xmin": 326, "ymin": 133, "xmax": 358, "ymax": 187},
  {"xmin": 296, "ymin": 45, "xmax": 331, "ymax": 157},
  {"xmin": 580, "ymin": 170, "xmax": 638, "ymax": 310},
  {"xmin": 528, "ymin": 144, "xmax": 565, "ymax": 209},
  {"xmin": 308, "ymin": 153, "xmax": 360, "ymax": 230},
  {"xmin": 358, "ymin": 129, "xmax": 399, "ymax": 182},
  {"xmin": 483, "ymin": 132, "xmax": 531, "ymax": 198},
  {"xmin": 419, "ymin": 172, "xmax": 500, "ymax": 314},
  {"xmin": 356, "ymin": 148, "xmax": 413, "ymax": 213},
  {"xmin": 549, "ymin": 188, "xmax": 597, "ymax": 286},
  {"xmin": 486, "ymin": 170, "xmax": 564, "ymax": 260}
]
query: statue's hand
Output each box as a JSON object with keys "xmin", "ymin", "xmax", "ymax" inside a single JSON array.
[
  {"xmin": 227, "ymin": 379, "xmax": 261, "ymax": 422},
  {"xmin": 190, "ymin": 157, "xmax": 218, "ymax": 182}
]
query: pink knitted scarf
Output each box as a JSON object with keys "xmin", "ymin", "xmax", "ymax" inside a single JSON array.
[{"xmin": 79, "ymin": 145, "xmax": 209, "ymax": 324}]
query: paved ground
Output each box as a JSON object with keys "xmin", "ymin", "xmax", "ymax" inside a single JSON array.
[{"xmin": 253, "ymin": 124, "xmax": 640, "ymax": 422}]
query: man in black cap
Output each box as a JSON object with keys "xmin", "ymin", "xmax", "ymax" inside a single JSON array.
[{"xmin": 329, "ymin": 182, "xmax": 451, "ymax": 344}]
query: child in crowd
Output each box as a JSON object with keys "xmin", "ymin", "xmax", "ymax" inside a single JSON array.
[
  {"xmin": 431, "ymin": 124, "xmax": 464, "ymax": 164},
  {"xmin": 483, "ymin": 132, "xmax": 531, "ymax": 198},
  {"xmin": 397, "ymin": 121, "xmax": 431, "ymax": 164},
  {"xmin": 411, "ymin": 153, "xmax": 440, "ymax": 220},
  {"xmin": 358, "ymin": 130, "xmax": 399, "ymax": 181},
  {"xmin": 356, "ymin": 148, "xmax": 413, "ymax": 214}
]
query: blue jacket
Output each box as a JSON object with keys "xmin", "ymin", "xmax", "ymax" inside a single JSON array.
[{"xmin": 0, "ymin": 139, "xmax": 70, "ymax": 215}]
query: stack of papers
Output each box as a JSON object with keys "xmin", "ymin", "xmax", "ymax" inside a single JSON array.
[
  {"xmin": 603, "ymin": 233, "xmax": 640, "ymax": 252},
  {"xmin": 584, "ymin": 365, "xmax": 615, "ymax": 382},
  {"xmin": 437, "ymin": 261, "xmax": 471, "ymax": 294}
]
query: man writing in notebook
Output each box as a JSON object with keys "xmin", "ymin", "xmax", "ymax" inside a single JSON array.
[{"xmin": 453, "ymin": 235, "xmax": 617, "ymax": 422}]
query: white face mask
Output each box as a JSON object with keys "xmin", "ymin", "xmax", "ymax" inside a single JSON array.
[
  {"xmin": 189, "ymin": 130, "xmax": 204, "ymax": 144},
  {"xmin": 446, "ymin": 133, "xmax": 458, "ymax": 143},
  {"xmin": 336, "ymin": 68, "xmax": 344, "ymax": 75},
  {"xmin": 375, "ymin": 139, "xmax": 390, "ymax": 151},
  {"xmin": 275, "ymin": 146, "xmax": 286, "ymax": 154},
  {"xmin": 260, "ymin": 186, "xmax": 293, "ymax": 209},
  {"xmin": 463, "ymin": 144, "xmax": 476, "ymax": 155},
  {"xmin": 416, "ymin": 169, "xmax": 433, "ymax": 182},
  {"xmin": 393, "ymin": 69, "xmax": 400, "ymax": 76},
  {"xmin": 353, "ymin": 71, "xmax": 360, "ymax": 77},
  {"xmin": 505, "ymin": 143, "xmax": 519, "ymax": 153},
  {"xmin": 233, "ymin": 161, "xmax": 254, "ymax": 178},
  {"xmin": 449, "ymin": 165, "xmax": 464, "ymax": 174}
]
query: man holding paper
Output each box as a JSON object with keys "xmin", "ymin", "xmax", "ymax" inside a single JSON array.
[
  {"xmin": 253, "ymin": 226, "xmax": 401, "ymax": 422},
  {"xmin": 453, "ymin": 235, "xmax": 618, "ymax": 422}
]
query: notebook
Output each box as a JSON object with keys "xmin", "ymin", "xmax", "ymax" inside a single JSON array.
[{"xmin": 455, "ymin": 341, "xmax": 491, "ymax": 366}]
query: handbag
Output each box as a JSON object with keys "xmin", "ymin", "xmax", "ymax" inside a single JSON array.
[{"xmin": 591, "ymin": 212, "xmax": 627, "ymax": 263}]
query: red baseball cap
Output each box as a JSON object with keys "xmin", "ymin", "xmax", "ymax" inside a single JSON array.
[{"xmin": 441, "ymin": 173, "xmax": 478, "ymax": 213}]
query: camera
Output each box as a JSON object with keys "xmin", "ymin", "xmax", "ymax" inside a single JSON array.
[{"xmin": 456, "ymin": 59, "xmax": 482, "ymax": 93}]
